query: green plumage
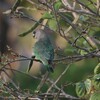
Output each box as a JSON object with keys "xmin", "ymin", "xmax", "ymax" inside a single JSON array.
[
  {"xmin": 28, "ymin": 29, "xmax": 54, "ymax": 72},
  {"xmin": 33, "ymin": 38, "xmax": 54, "ymax": 72}
]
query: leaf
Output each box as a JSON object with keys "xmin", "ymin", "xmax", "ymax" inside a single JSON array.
[
  {"xmin": 92, "ymin": 74, "xmax": 100, "ymax": 90},
  {"xmin": 80, "ymin": 50, "xmax": 88, "ymax": 56},
  {"xmin": 54, "ymin": 1, "xmax": 62, "ymax": 11},
  {"xmin": 89, "ymin": 92, "xmax": 100, "ymax": 100},
  {"xmin": 64, "ymin": 48, "xmax": 76, "ymax": 54},
  {"xmin": 18, "ymin": 18, "xmax": 44, "ymax": 37},
  {"xmin": 84, "ymin": 79, "xmax": 92, "ymax": 94},
  {"xmin": 42, "ymin": 12, "xmax": 53, "ymax": 19},
  {"xmin": 76, "ymin": 82, "xmax": 87, "ymax": 98},
  {"xmin": 48, "ymin": 19, "xmax": 57, "ymax": 31},
  {"xmin": 94, "ymin": 63, "xmax": 100, "ymax": 74}
]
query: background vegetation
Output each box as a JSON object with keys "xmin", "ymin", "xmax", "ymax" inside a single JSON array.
[{"xmin": 0, "ymin": 0, "xmax": 100, "ymax": 100}]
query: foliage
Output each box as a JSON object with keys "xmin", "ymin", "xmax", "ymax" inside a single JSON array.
[
  {"xmin": 0, "ymin": 0, "xmax": 100, "ymax": 99},
  {"xmin": 76, "ymin": 63, "xmax": 100, "ymax": 99}
]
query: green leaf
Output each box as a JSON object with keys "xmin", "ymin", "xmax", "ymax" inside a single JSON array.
[
  {"xmin": 89, "ymin": 92, "xmax": 100, "ymax": 100},
  {"xmin": 48, "ymin": 19, "xmax": 57, "ymax": 31},
  {"xmin": 94, "ymin": 63, "xmax": 100, "ymax": 74},
  {"xmin": 76, "ymin": 82, "xmax": 87, "ymax": 98},
  {"xmin": 92, "ymin": 74, "xmax": 100, "ymax": 90},
  {"xmin": 18, "ymin": 18, "xmax": 44, "ymax": 37},
  {"xmin": 84, "ymin": 79, "xmax": 92, "ymax": 94},
  {"xmin": 80, "ymin": 50, "xmax": 88, "ymax": 56},
  {"xmin": 42, "ymin": 12, "xmax": 53, "ymax": 19},
  {"xmin": 54, "ymin": 1, "xmax": 62, "ymax": 11}
]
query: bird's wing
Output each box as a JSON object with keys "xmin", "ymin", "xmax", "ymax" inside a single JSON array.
[{"xmin": 33, "ymin": 39, "xmax": 54, "ymax": 64}]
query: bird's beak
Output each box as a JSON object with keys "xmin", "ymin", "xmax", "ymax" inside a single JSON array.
[
  {"xmin": 33, "ymin": 33, "xmax": 35, "ymax": 37},
  {"xmin": 33, "ymin": 31, "xmax": 36, "ymax": 38}
]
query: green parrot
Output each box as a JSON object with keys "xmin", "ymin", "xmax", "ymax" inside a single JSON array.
[{"xmin": 28, "ymin": 29, "xmax": 54, "ymax": 72}]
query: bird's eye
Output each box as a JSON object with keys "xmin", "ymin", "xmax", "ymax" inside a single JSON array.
[{"xmin": 33, "ymin": 31, "xmax": 36, "ymax": 37}]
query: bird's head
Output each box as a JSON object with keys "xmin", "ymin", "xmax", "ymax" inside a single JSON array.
[{"xmin": 33, "ymin": 29, "xmax": 47, "ymax": 40}]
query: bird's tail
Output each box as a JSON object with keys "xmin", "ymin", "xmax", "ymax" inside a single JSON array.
[
  {"xmin": 46, "ymin": 65, "xmax": 54, "ymax": 73},
  {"xmin": 27, "ymin": 56, "xmax": 35, "ymax": 72}
]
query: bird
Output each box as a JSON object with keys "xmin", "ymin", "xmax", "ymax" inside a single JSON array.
[{"xmin": 27, "ymin": 29, "xmax": 54, "ymax": 73}]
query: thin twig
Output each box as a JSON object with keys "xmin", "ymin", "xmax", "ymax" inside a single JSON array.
[
  {"xmin": 44, "ymin": 64, "xmax": 74, "ymax": 100},
  {"xmin": 36, "ymin": 72, "xmax": 50, "ymax": 93}
]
